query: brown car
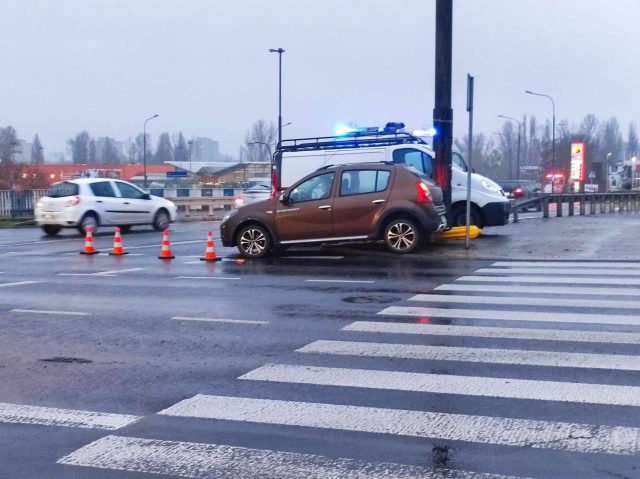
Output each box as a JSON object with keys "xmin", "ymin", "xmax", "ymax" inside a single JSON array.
[{"xmin": 220, "ymin": 162, "xmax": 447, "ymax": 258}]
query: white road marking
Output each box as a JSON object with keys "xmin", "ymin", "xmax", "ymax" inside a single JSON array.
[
  {"xmin": 0, "ymin": 281, "xmax": 39, "ymax": 288},
  {"xmin": 306, "ymin": 279, "xmax": 376, "ymax": 284},
  {"xmin": 57, "ymin": 435, "xmax": 524, "ymax": 479},
  {"xmin": 284, "ymin": 256, "xmax": 344, "ymax": 260},
  {"xmin": 343, "ymin": 321, "xmax": 640, "ymax": 344},
  {"xmin": 240, "ymin": 364, "xmax": 640, "ymax": 407},
  {"xmin": 409, "ymin": 293, "xmax": 640, "ymax": 310},
  {"xmin": 297, "ymin": 340, "xmax": 640, "ymax": 371},
  {"xmin": 457, "ymin": 275, "xmax": 640, "ymax": 285},
  {"xmin": 492, "ymin": 261, "xmax": 640, "ymax": 269},
  {"xmin": 478, "ymin": 267, "xmax": 640, "ymax": 276},
  {"xmin": 176, "ymin": 276, "xmax": 241, "ymax": 280},
  {"xmin": 436, "ymin": 283, "xmax": 640, "ymax": 297},
  {"xmin": 378, "ymin": 305, "xmax": 640, "ymax": 326},
  {"xmin": 172, "ymin": 316, "xmax": 268, "ymax": 325},
  {"xmin": 58, "ymin": 268, "xmax": 145, "ymax": 277},
  {"xmin": 160, "ymin": 394, "xmax": 640, "ymax": 456},
  {"xmin": 9, "ymin": 309, "xmax": 89, "ymax": 317},
  {"xmin": 0, "ymin": 402, "xmax": 140, "ymax": 430}
]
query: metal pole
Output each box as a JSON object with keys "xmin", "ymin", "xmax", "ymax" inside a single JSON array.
[
  {"xmin": 433, "ymin": 0, "xmax": 453, "ymax": 220},
  {"xmin": 270, "ymin": 48, "xmax": 285, "ymax": 147},
  {"xmin": 465, "ymin": 74, "xmax": 474, "ymax": 249},
  {"xmin": 143, "ymin": 114, "xmax": 158, "ymax": 189},
  {"xmin": 525, "ymin": 91, "xmax": 555, "ymax": 189}
]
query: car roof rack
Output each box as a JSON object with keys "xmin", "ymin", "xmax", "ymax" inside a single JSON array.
[{"xmin": 277, "ymin": 130, "xmax": 428, "ymax": 153}]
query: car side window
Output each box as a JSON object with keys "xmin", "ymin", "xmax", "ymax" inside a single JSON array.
[
  {"xmin": 116, "ymin": 182, "xmax": 145, "ymax": 199},
  {"xmin": 392, "ymin": 148, "xmax": 432, "ymax": 177},
  {"xmin": 89, "ymin": 181, "xmax": 116, "ymax": 197},
  {"xmin": 289, "ymin": 173, "xmax": 335, "ymax": 202},
  {"xmin": 340, "ymin": 170, "xmax": 391, "ymax": 196},
  {"xmin": 452, "ymin": 152, "xmax": 468, "ymax": 172}
]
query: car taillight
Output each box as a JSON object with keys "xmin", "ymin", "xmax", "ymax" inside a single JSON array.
[
  {"xmin": 415, "ymin": 181, "xmax": 433, "ymax": 204},
  {"xmin": 66, "ymin": 196, "xmax": 80, "ymax": 207},
  {"xmin": 513, "ymin": 187, "xmax": 524, "ymax": 197}
]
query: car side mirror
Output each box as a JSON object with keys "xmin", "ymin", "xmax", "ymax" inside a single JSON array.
[
  {"xmin": 142, "ymin": 193, "xmax": 151, "ymax": 200},
  {"xmin": 279, "ymin": 192, "xmax": 288, "ymax": 203}
]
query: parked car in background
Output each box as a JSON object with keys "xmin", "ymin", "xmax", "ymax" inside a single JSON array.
[
  {"xmin": 35, "ymin": 178, "xmax": 177, "ymax": 235},
  {"xmin": 221, "ymin": 162, "xmax": 448, "ymax": 258},
  {"xmin": 234, "ymin": 183, "xmax": 272, "ymax": 208},
  {"xmin": 498, "ymin": 180, "xmax": 543, "ymax": 211}
]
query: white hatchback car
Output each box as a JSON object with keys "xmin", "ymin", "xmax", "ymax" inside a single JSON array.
[{"xmin": 35, "ymin": 178, "xmax": 177, "ymax": 235}]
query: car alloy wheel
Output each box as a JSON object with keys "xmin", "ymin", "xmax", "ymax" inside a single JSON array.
[
  {"xmin": 79, "ymin": 214, "xmax": 98, "ymax": 234},
  {"xmin": 384, "ymin": 219, "xmax": 419, "ymax": 254},
  {"xmin": 238, "ymin": 225, "xmax": 271, "ymax": 258},
  {"xmin": 153, "ymin": 210, "xmax": 170, "ymax": 231}
]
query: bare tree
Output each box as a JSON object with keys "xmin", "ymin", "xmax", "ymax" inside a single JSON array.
[
  {"xmin": 155, "ymin": 133, "xmax": 173, "ymax": 164},
  {"xmin": 239, "ymin": 119, "xmax": 276, "ymax": 162},
  {"xmin": 67, "ymin": 131, "xmax": 91, "ymax": 164},
  {"xmin": 627, "ymin": 122, "xmax": 638, "ymax": 159},
  {"xmin": 31, "ymin": 134, "xmax": 44, "ymax": 164}
]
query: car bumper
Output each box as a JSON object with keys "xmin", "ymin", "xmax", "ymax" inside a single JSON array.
[
  {"xmin": 35, "ymin": 209, "xmax": 81, "ymax": 226},
  {"xmin": 482, "ymin": 200, "xmax": 511, "ymax": 226}
]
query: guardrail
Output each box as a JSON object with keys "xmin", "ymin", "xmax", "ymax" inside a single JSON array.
[
  {"xmin": 512, "ymin": 192, "xmax": 640, "ymax": 223},
  {"xmin": 168, "ymin": 196, "xmax": 237, "ymax": 218}
]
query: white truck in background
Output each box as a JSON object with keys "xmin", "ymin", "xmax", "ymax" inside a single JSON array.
[{"xmin": 274, "ymin": 125, "xmax": 511, "ymax": 228}]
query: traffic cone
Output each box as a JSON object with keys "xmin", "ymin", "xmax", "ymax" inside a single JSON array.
[
  {"xmin": 109, "ymin": 227, "xmax": 128, "ymax": 255},
  {"xmin": 79, "ymin": 226, "xmax": 99, "ymax": 255},
  {"xmin": 200, "ymin": 231, "xmax": 220, "ymax": 261},
  {"xmin": 158, "ymin": 229, "xmax": 175, "ymax": 259}
]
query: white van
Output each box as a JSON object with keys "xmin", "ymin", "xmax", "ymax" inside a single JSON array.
[{"xmin": 275, "ymin": 127, "xmax": 510, "ymax": 228}]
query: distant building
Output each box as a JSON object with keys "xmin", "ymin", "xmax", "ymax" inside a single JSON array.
[{"xmin": 189, "ymin": 137, "xmax": 220, "ymax": 163}]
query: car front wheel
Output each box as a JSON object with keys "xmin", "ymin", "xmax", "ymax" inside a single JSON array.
[
  {"xmin": 153, "ymin": 210, "xmax": 170, "ymax": 231},
  {"xmin": 237, "ymin": 224, "xmax": 271, "ymax": 258},
  {"xmin": 383, "ymin": 218, "xmax": 420, "ymax": 254}
]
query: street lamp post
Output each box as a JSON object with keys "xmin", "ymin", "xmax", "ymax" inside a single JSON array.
[
  {"xmin": 143, "ymin": 114, "xmax": 159, "ymax": 189},
  {"xmin": 498, "ymin": 115, "xmax": 522, "ymax": 182},
  {"xmin": 269, "ymin": 48, "xmax": 285, "ymax": 148},
  {"xmin": 525, "ymin": 90, "xmax": 555, "ymax": 187},
  {"xmin": 606, "ymin": 152, "xmax": 612, "ymax": 192}
]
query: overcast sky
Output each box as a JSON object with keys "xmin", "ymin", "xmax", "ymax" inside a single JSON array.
[{"xmin": 1, "ymin": 0, "xmax": 637, "ymax": 160}]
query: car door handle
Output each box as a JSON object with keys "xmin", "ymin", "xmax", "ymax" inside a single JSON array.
[
  {"xmin": 96, "ymin": 200, "xmax": 103, "ymax": 203},
  {"xmin": 371, "ymin": 199, "xmax": 386, "ymax": 204},
  {"xmin": 124, "ymin": 202, "xmax": 131, "ymax": 205},
  {"xmin": 318, "ymin": 205, "xmax": 332, "ymax": 210}
]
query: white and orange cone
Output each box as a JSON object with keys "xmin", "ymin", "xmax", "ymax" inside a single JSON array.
[
  {"xmin": 158, "ymin": 229, "xmax": 175, "ymax": 259},
  {"xmin": 109, "ymin": 227, "xmax": 128, "ymax": 255},
  {"xmin": 79, "ymin": 226, "xmax": 99, "ymax": 255},
  {"xmin": 200, "ymin": 230, "xmax": 220, "ymax": 261}
]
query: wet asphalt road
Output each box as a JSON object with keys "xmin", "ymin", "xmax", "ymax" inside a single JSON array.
[{"xmin": 0, "ymin": 219, "xmax": 639, "ymax": 479}]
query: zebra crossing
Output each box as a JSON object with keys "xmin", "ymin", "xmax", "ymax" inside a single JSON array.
[{"xmin": 57, "ymin": 259, "xmax": 640, "ymax": 478}]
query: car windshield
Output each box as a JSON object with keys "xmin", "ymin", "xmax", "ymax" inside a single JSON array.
[{"xmin": 46, "ymin": 182, "xmax": 78, "ymax": 198}]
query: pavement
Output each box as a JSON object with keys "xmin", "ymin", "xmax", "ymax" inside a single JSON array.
[{"xmin": 428, "ymin": 213, "xmax": 640, "ymax": 260}]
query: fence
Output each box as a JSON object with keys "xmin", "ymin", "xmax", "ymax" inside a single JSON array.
[
  {"xmin": 0, "ymin": 189, "xmax": 47, "ymax": 218},
  {"xmin": 512, "ymin": 192, "xmax": 640, "ymax": 222}
]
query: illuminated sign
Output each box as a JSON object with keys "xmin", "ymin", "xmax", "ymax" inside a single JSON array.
[{"xmin": 570, "ymin": 142, "xmax": 585, "ymax": 181}]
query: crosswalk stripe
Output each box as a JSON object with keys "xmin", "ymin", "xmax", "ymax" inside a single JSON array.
[
  {"xmin": 457, "ymin": 275, "xmax": 640, "ymax": 285},
  {"xmin": 378, "ymin": 305, "xmax": 640, "ymax": 326},
  {"xmin": 408, "ymin": 293, "xmax": 640, "ymax": 310},
  {"xmin": 343, "ymin": 321, "xmax": 640, "ymax": 344},
  {"xmin": 57, "ymin": 435, "xmax": 523, "ymax": 479},
  {"xmin": 0, "ymin": 402, "xmax": 140, "ymax": 430},
  {"xmin": 478, "ymin": 268, "xmax": 640, "ymax": 276},
  {"xmin": 297, "ymin": 340, "xmax": 640, "ymax": 371},
  {"xmin": 435, "ymin": 283, "xmax": 640, "ymax": 297},
  {"xmin": 240, "ymin": 364, "xmax": 640, "ymax": 407},
  {"xmin": 159, "ymin": 394, "xmax": 640, "ymax": 456},
  {"xmin": 492, "ymin": 261, "xmax": 640, "ymax": 269}
]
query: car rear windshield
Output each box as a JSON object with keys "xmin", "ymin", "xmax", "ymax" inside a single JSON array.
[{"xmin": 47, "ymin": 182, "xmax": 79, "ymax": 198}]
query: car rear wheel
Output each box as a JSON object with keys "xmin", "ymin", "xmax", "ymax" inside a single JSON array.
[
  {"xmin": 237, "ymin": 224, "xmax": 271, "ymax": 258},
  {"xmin": 383, "ymin": 218, "xmax": 420, "ymax": 254},
  {"xmin": 451, "ymin": 205, "xmax": 484, "ymax": 228},
  {"xmin": 78, "ymin": 213, "xmax": 99, "ymax": 235},
  {"xmin": 153, "ymin": 209, "xmax": 170, "ymax": 231},
  {"xmin": 42, "ymin": 225, "xmax": 61, "ymax": 236}
]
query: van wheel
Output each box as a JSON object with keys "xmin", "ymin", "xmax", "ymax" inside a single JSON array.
[
  {"xmin": 383, "ymin": 218, "xmax": 420, "ymax": 254},
  {"xmin": 42, "ymin": 225, "xmax": 61, "ymax": 236},
  {"xmin": 451, "ymin": 205, "xmax": 484, "ymax": 228},
  {"xmin": 237, "ymin": 224, "xmax": 271, "ymax": 258}
]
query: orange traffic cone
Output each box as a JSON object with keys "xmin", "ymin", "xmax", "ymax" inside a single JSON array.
[
  {"xmin": 200, "ymin": 231, "xmax": 220, "ymax": 261},
  {"xmin": 158, "ymin": 229, "xmax": 175, "ymax": 259},
  {"xmin": 109, "ymin": 227, "xmax": 128, "ymax": 255},
  {"xmin": 79, "ymin": 226, "xmax": 99, "ymax": 255}
]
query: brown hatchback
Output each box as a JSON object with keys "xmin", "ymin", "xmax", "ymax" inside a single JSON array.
[{"xmin": 220, "ymin": 162, "xmax": 447, "ymax": 258}]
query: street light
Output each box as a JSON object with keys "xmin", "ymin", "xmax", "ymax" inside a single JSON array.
[
  {"xmin": 143, "ymin": 114, "xmax": 159, "ymax": 189},
  {"xmin": 525, "ymin": 90, "xmax": 555, "ymax": 187},
  {"xmin": 493, "ymin": 132, "xmax": 512, "ymax": 179},
  {"xmin": 606, "ymin": 152, "xmax": 612, "ymax": 192},
  {"xmin": 269, "ymin": 48, "xmax": 285, "ymax": 148},
  {"xmin": 498, "ymin": 115, "xmax": 522, "ymax": 182}
]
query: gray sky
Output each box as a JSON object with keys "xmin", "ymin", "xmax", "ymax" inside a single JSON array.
[{"xmin": 1, "ymin": 0, "xmax": 637, "ymax": 160}]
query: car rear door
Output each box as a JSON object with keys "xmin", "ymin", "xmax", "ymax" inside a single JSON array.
[
  {"xmin": 274, "ymin": 172, "xmax": 335, "ymax": 242},
  {"xmin": 332, "ymin": 167, "xmax": 393, "ymax": 237}
]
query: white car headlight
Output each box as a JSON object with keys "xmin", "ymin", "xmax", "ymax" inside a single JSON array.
[
  {"xmin": 222, "ymin": 209, "xmax": 238, "ymax": 222},
  {"xmin": 481, "ymin": 179, "xmax": 502, "ymax": 193},
  {"xmin": 166, "ymin": 200, "xmax": 176, "ymax": 208}
]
